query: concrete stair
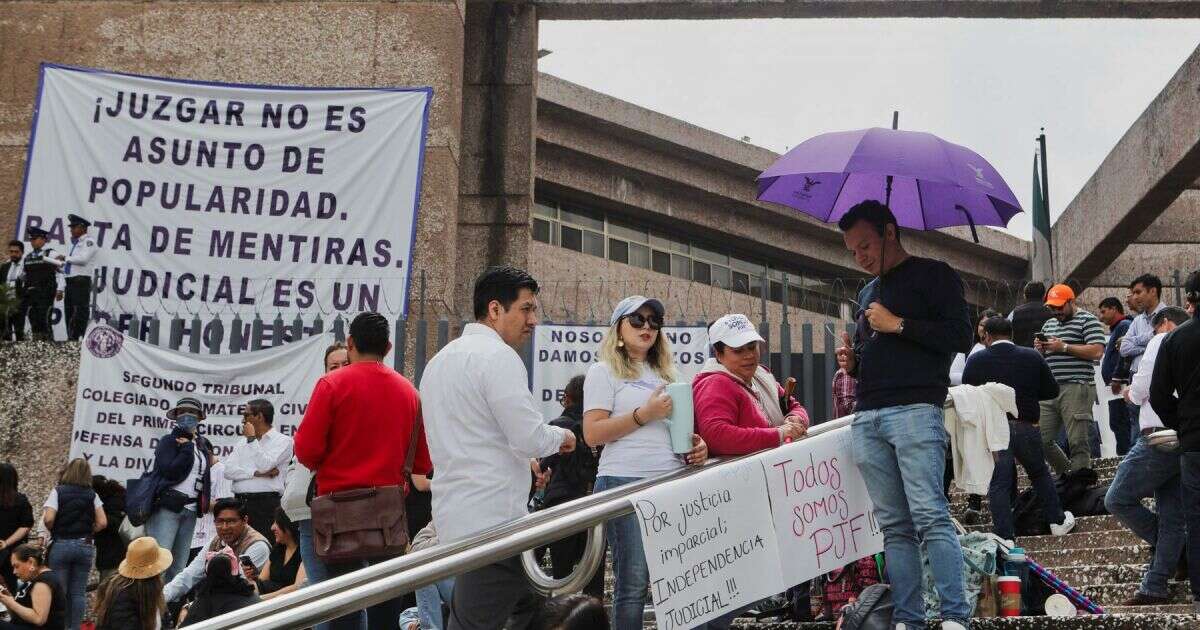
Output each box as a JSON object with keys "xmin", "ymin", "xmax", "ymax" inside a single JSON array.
[{"xmin": 622, "ymin": 455, "xmax": 1199, "ymax": 628}]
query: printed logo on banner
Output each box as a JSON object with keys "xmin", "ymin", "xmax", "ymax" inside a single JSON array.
[{"xmin": 85, "ymin": 325, "xmax": 124, "ymax": 359}]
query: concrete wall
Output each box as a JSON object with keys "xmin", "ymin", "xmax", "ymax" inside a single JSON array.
[
  {"xmin": 0, "ymin": 342, "xmax": 78, "ymax": 512},
  {"xmin": 0, "ymin": 0, "xmax": 466, "ymax": 314}
]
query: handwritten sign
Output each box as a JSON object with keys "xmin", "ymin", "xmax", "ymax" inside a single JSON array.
[
  {"xmin": 757, "ymin": 427, "xmax": 883, "ymax": 586},
  {"xmin": 629, "ymin": 458, "xmax": 784, "ymax": 630}
]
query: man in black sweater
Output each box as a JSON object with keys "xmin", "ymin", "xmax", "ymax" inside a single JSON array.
[
  {"xmin": 962, "ymin": 316, "xmax": 1074, "ymax": 543},
  {"xmin": 1009, "ymin": 281, "xmax": 1054, "ymax": 348},
  {"xmin": 835, "ymin": 200, "xmax": 974, "ymax": 630},
  {"xmin": 1150, "ymin": 270, "xmax": 1200, "ymax": 610}
]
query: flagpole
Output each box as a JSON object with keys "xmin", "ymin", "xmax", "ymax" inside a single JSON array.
[{"xmin": 1038, "ymin": 130, "xmax": 1053, "ymax": 279}]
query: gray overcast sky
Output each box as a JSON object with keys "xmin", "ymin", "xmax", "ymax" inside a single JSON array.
[{"xmin": 538, "ymin": 19, "xmax": 1200, "ymax": 240}]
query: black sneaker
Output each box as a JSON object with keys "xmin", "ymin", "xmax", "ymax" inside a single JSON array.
[{"xmin": 962, "ymin": 508, "xmax": 982, "ymax": 526}]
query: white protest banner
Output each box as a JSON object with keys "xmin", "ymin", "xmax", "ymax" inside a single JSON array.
[
  {"xmin": 630, "ymin": 458, "xmax": 784, "ymax": 630},
  {"xmin": 70, "ymin": 324, "xmax": 331, "ymax": 482},
  {"xmin": 18, "ymin": 64, "xmax": 431, "ymax": 346},
  {"xmin": 757, "ymin": 425, "xmax": 883, "ymax": 586},
  {"xmin": 532, "ymin": 324, "xmax": 708, "ymax": 419}
]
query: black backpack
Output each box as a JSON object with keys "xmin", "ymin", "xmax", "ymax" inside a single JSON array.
[
  {"xmin": 1013, "ymin": 487, "xmax": 1050, "ymax": 537},
  {"xmin": 840, "ymin": 583, "xmax": 894, "ymax": 630}
]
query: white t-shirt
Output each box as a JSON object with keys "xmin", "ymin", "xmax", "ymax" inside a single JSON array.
[
  {"xmin": 44, "ymin": 488, "xmax": 103, "ymax": 510},
  {"xmin": 171, "ymin": 446, "xmax": 206, "ymax": 510},
  {"xmin": 584, "ymin": 361, "xmax": 683, "ymax": 479}
]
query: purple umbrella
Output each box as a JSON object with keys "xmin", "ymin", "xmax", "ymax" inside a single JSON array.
[{"xmin": 756, "ymin": 127, "xmax": 1023, "ymax": 241}]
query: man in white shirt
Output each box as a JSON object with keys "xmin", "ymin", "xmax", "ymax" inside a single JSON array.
[
  {"xmin": 1105, "ymin": 306, "xmax": 1191, "ymax": 605},
  {"xmin": 224, "ymin": 399, "xmax": 292, "ymax": 540},
  {"xmin": 52, "ymin": 214, "xmax": 98, "ymax": 340},
  {"xmin": 420, "ymin": 266, "xmax": 575, "ymax": 630}
]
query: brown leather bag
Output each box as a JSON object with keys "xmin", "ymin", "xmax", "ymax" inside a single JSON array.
[{"xmin": 310, "ymin": 411, "xmax": 422, "ymax": 563}]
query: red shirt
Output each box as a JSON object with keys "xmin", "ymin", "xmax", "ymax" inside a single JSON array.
[{"xmin": 295, "ymin": 361, "xmax": 432, "ymax": 495}]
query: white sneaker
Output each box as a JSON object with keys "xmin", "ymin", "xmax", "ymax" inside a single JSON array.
[{"xmin": 1050, "ymin": 510, "xmax": 1077, "ymax": 536}]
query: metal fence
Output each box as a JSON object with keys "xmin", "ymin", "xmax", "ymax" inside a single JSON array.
[{"xmin": 64, "ymin": 266, "xmax": 1196, "ymax": 423}]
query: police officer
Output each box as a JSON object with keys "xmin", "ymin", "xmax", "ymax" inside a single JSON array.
[
  {"xmin": 19, "ymin": 227, "xmax": 62, "ymax": 342},
  {"xmin": 55, "ymin": 214, "xmax": 97, "ymax": 340}
]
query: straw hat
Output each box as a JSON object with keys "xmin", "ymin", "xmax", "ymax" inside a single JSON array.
[{"xmin": 118, "ymin": 537, "xmax": 173, "ymax": 580}]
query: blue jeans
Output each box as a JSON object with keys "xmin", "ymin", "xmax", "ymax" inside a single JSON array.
[
  {"xmin": 851, "ymin": 403, "xmax": 970, "ymax": 625},
  {"xmin": 595, "ymin": 475, "xmax": 648, "ymax": 630},
  {"xmin": 416, "ymin": 577, "xmax": 455, "ymax": 630},
  {"xmin": 297, "ymin": 519, "xmax": 331, "ymax": 630},
  {"xmin": 145, "ymin": 507, "xmax": 197, "ymax": 583},
  {"xmin": 1103, "ymin": 437, "xmax": 1183, "ymax": 598},
  {"xmin": 1126, "ymin": 402, "xmax": 1142, "ymax": 452},
  {"xmin": 1178, "ymin": 452, "xmax": 1200, "ymax": 600},
  {"xmin": 989, "ymin": 421, "xmax": 1066, "ymax": 541},
  {"xmin": 48, "ymin": 538, "xmax": 94, "ymax": 630}
]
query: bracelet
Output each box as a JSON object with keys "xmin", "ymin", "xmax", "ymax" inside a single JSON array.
[{"xmin": 632, "ymin": 407, "xmax": 645, "ymax": 426}]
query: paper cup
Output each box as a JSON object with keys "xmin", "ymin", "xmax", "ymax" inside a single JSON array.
[
  {"xmin": 997, "ymin": 576, "xmax": 1022, "ymax": 617},
  {"xmin": 1044, "ymin": 593, "xmax": 1076, "ymax": 617}
]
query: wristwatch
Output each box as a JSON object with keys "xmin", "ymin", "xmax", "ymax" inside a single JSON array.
[{"xmin": 895, "ymin": 319, "xmax": 905, "ymax": 335}]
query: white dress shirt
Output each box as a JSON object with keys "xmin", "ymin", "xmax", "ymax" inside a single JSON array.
[
  {"xmin": 223, "ymin": 428, "xmax": 293, "ymax": 494},
  {"xmin": 59, "ymin": 235, "xmax": 97, "ymax": 277},
  {"xmin": 4, "ymin": 260, "xmax": 18, "ymax": 287},
  {"xmin": 420, "ymin": 323, "xmax": 571, "ymax": 543},
  {"xmin": 1128, "ymin": 332, "xmax": 1168, "ymax": 431}
]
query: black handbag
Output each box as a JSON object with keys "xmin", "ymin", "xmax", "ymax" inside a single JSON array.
[
  {"xmin": 840, "ymin": 583, "xmax": 894, "ymax": 630},
  {"xmin": 156, "ymin": 488, "xmax": 193, "ymax": 513}
]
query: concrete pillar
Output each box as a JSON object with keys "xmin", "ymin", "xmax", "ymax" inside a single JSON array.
[{"xmin": 457, "ymin": 0, "xmax": 538, "ymax": 308}]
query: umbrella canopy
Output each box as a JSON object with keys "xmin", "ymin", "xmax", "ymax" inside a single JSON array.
[{"xmin": 756, "ymin": 128, "xmax": 1023, "ymax": 235}]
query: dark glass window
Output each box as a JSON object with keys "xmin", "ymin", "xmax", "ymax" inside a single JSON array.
[
  {"xmin": 584, "ymin": 231, "xmax": 605, "ymax": 257},
  {"xmin": 561, "ymin": 225, "xmax": 582, "ymax": 252},
  {"xmin": 693, "ymin": 261, "xmax": 711, "ymax": 285},
  {"xmin": 629, "ymin": 243, "xmax": 650, "ymax": 269},
  {"xmin": 671, "ymin": 254, "xmax": 691, "ymax": 280},
  {"xmin": 652, "ymin": 250, "xmax": 671, "ymax": 275},
  {"xmin": 533, "ymin": 218, "xmax": 553, "ymax": 244},
  {"xmin": 608, "ymin": 238, "xmax": 629, "ymax": 264}
]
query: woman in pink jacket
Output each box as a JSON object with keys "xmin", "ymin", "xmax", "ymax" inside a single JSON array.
[{"xmin": 693, "ymin": 314, "xmax": 810, "ymax": 455}]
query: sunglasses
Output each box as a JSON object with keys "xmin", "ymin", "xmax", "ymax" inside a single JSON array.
[{"xmin": 623, "ymin": 312, "xmax": 663, "ymax": 330}]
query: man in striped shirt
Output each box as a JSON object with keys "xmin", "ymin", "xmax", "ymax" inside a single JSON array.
[{"xmin": 1035, "ymin": 284, "xmax": 1106, "ymax": 476}]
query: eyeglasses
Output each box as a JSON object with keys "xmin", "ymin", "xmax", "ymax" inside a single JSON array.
[{"xmin": 623, "ymin": 313, "xmax": 663, "ymax": 330}]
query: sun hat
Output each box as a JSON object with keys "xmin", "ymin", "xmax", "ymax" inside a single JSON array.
[
  {"xmin": 166, "ymin": 396, "xmax": 206, "ymax": 421},
  {"xmin": 708, "ymin": 314, "xmax": 765, "ymax": 349},
  {"xmin": 610, "ymin": 295, "xmax": 665, "ymax": 327},
  {"xmin": 1044, "ymin": 284, "xmax": 1075, "ymax": 308},
  {"xmin": 118, "ymin": 537, "xmax": 173, "ymax": 580}
]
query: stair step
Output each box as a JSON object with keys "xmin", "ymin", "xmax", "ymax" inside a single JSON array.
[
  {"xmin": 1016, "ymin": 545, "xmax": 1151, "ymax": 571},
  {"xmin": 1082, "ymin": 580, "xmax": 1193, "ymax": 606},
  {"xmin": 965, "ymin": 515, "xmax": 1121, "ymax": 535},
  {"xmin": 1019, "ymin": 529, "xmax": 1141, "ymax": 553},
  {"xmin": 1050, "ymin": 564, "xmax": 1149, "ymax": 586},
  {"xmin": 1104, "ymin": 604, "xmax": 1197, "ymax": 614},
  {"xmin": 729, "ymin": 613, "xmax": 1200, "ymax": 629}
]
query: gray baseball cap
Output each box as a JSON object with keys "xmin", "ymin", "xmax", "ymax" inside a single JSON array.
[{"xmin": 610, "ymin": 295, "xmax": 665, "ymax": 326}]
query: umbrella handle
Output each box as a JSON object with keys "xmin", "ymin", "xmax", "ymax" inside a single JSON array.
[{"xmin": 955, "ymin": 205, "xmax": 980, "ymax": 243}]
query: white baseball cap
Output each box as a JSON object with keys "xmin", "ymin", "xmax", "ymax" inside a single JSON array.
[{"xmin": 708, "ymin": 314, "xmax": 764, "ymax": 349}]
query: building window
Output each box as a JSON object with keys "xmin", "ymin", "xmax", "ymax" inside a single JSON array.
[{"xmin": 532, "ymin": 195, "xmax": 848, "ymax": 318}]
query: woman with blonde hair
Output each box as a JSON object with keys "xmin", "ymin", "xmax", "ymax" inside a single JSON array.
[
  {"xmin": 42, "ymin": 459, "xmax": 105, "ymax": 630},
  {"xmin": 95, "ymin": 537, "xmax": 171, "ymax": 630},
  {"xmin": 582, "ymin": 296, "xmax": 707, "ymax": 630}
]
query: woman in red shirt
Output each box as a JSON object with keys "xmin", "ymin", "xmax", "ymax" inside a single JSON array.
[{"xmin": 693, "ymin": 314, "xmax": 810, "ymax": 456}]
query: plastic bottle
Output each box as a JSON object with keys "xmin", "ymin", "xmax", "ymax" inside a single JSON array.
[{"xmin": 1004, "ymin": 546, "xmax": 1027, "ymax": 577}]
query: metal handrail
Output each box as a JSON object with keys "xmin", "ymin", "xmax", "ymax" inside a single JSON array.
[{"xmin": 189, "ymin": 415, "xmax": 854, "ymax": 629}]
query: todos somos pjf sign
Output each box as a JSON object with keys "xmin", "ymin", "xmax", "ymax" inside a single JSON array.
[
  {"xmin": 17, "ymin": 64, "xmax": 431, "ymax": 347},
  {"xmin": 531, "ymin": 324, "xmax": 709, "ymax": 421}
]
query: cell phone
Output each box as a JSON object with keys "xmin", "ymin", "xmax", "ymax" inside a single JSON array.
[
  {"xmin": 239, "ymin": 554, "xmax": 254, "ymax": 567},
  {"xmin": 1034, "ymin": 333, "xmax": 1048, "ymax": 342}
]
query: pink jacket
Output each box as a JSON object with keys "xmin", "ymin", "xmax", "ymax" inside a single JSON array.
[{"xmin": 692, "ymin": 370, "xmax": 809, "ymax": 456}]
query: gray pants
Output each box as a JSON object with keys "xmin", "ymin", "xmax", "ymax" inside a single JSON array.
[
  {"xmin": 1039, "ymin": 381, "xmax": 1095, "ymax": 475},
  {"xmin": 447, "ymin": 556, "xmax": 543, "ymax": 630}
]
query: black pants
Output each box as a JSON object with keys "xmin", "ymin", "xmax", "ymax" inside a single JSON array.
[
  {"xmin": 236, "ymin": 492, "xmax": 281, "ymax": 540},
  {"xmin": 64, "ymin": 276, "xmax": 91, "ymax": 340},
  {"xmin": 0, "ymin": 299, "xmax": 24, "ymax": 341},
  {"xmin": 25, "ymin": 288, "xmax": 53, "ymax": 341},
  {"xmin": 326, "ymin": 554, "xmax": 405, "ymax": 630},
  {"xmin": 547, "ymin": 530, "xmax": 605, "ymax": 600},
  {"xmin": 448, "ymin": 556, "xmax": 543, "ymax": 630}
]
